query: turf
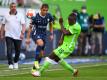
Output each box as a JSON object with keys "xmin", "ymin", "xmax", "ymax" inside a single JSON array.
[{"xmin": 0, "ymin": 62, "xmax": 107, "ymax": 80}]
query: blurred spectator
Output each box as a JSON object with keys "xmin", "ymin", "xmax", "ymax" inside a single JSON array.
[
  {"xmin": 1, "ymin": 0, "xmax": 42, "ymax": 7},
  {"xmin": 53, "ymin": 15, "xmax": 60, "ymax": 30},
  {"xmin": 91, "ymin": 13, "xmax": 105, "ymax": 56},
  {"xmin": 1, "ymin": 0, "xmax": 17, "ymax": 6},
  {"xmin": 0, "ymin": 2, "xmax": 25, "ymax": 69},
  {"xmin": 24, "ymin": 0, "xmax": 42, "ymax": 7},
  {"xmin": 77, "ymin": 6, "xmax": 90, "ymax": 56},
  {"xmin": 53, "ymin": 15, "xmax": 62, "ymax": 49},
  {"xmin": 17, "ymin": 0, "xmax": 24, "ymax": 7},
  {"xmin": 0, "ymin": 0, "xmax": 2, "ymax": 5}
]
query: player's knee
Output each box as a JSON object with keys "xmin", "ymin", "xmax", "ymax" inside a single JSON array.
[
  {"xmin": 35, "ymin": 54, "xmax": 39, "ymax": 60},
  {"xmin": 36, "ymin": 46, "xmax": 44, "ymax": 53},
  {"xmin": 45, "ymin": 57, "xmax": 54, "ymax": 63},
  {"xmin": 36, "ymin": 39, "xmax": 44, "ymax": 46},
  {"xmin": 49, "ymin": 52, "xmax": 60, "ymax": 62}
]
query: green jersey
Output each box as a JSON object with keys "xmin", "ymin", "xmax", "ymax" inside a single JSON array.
[
  {"xmin": 64, "ymin": 23, "xmax": 81, "ymax": 47},
  {"xmin": 54, "ymin": 23, "xmax": 81, "ymax": 59}
]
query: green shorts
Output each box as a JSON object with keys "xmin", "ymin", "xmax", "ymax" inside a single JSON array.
[{"xmin": 53, "ymin": 42, "xmax": 74, "ymax": 59}]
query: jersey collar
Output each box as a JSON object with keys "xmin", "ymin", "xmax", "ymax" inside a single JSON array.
[{"xmin": 39, "ymin": 12, "xmax": 46, "ymax": 18}]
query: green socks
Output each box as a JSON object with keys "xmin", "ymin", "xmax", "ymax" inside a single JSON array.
[
  {"xmin": 39, "ymin": 58, "xmax": 74, "ymax": 74},
  {"xmin": 39, "ymin": 57, "xmax": 51, "ymax": 73},
  {"xmin": 59, "ymin": 59, "xmax": 74, "ymax": 73}
]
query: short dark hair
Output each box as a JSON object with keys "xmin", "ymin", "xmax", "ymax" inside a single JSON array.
[
  {"xmin": 10, "ymin": 2, "xmax": 16, "ymax": 7},
  {"xmin": 68, "ymin": 13, "xmax": 77, "ymax": 21},
  {"xmin": 41, "ymin": 4, "xmax": 49, "ymax": 9},
  {"xmin": 81, "ymin": 5, "xmax": 86, "ymax": 9}
]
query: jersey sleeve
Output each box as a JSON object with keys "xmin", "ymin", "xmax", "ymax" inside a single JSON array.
[
  {"xmin": 48, "ymin": 13, "xmax": 54, "ymax": 23},
  {"xmin": 31, "ymin": 16, "xmax": 36, "ymax": 25},
  {"xmin": 69, "ymin": 26, "xmax": 78, "ymax": 34}
]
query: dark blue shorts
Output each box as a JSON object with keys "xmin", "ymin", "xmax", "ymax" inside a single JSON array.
[{"xmin": 31, "ymin": 32, "xmax": 46, "ymax": 43}]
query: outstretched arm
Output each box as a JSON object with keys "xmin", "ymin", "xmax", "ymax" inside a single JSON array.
[{"xmin": 59, "ymin": 18, "xmax": 71, "ymax": 35}]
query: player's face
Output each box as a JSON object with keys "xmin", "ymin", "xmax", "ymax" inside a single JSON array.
[
  {"xmin": 82, "ymin": 9, "xmax": 86, "ymax": 13},
  {"xmin": 41, "ymin": 7, "xmax": 48, "ymax": 16},
  {"xmin": 10, "ymin": 4, "xmax": 16, "ymax": 12},
  {"xmin": 68, "ymin": 16, "xmax": 76, "ymax": 25}
]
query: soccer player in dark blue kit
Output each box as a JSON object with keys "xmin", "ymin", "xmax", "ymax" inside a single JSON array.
[{"xmin": 26, "ymin": 4, "xmax": 53, "ymax": 72}]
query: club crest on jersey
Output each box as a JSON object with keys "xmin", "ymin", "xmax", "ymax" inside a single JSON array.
[
  {"xmin": 37, "ymin": 36, "xmax": 40, "ymax": 39},
  {"xmin": 47, "ymin": 18, "xmax": 50, "ymax": 22},
  {"xmin": 38, "ymin": 20, "xmax": 41, "ymax": 23}
]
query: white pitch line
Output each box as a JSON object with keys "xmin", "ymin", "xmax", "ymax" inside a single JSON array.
[{"xmin": 0, "ymin": 63, "xmax": 107, "ymax": 77}]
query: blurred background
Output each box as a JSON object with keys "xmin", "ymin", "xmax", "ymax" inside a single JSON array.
[
  {"xmin": 0, "ymin": 0, "xmax": 107, "ymax": 79},
  {"xmin": 0, "ymin": 0, "xmax": 107, "ymax": 64}
]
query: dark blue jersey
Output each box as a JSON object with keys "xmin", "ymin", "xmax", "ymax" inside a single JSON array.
[
  {"xmin": 93, "ymin": 17, "xmax": 104, "ymax": 32},
  {"xmin": 31, "ymin": 13, "xmax": 53, "ymax": 35}
]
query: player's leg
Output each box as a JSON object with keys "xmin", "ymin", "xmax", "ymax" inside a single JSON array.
[
  {"xmin": 32, "ymin": 38, "xmax": 45, "ymax": 71},
  {"xmin": 97, "ymin": 32, "xmax": 102, "ymax": 56},
  {"xmin": 77, "ymin": 33, "xmax": 83, "ymax": 56},
  {"xmin": 38, "ymin": 34, "xmax": 46, "ymax": 63},
  {"xmin": 5, "ymin": 37, "xmax": 14, "ymax": 69},
  {"xmin": 32, "ymin": 52, "xmax": 60, "ymax": 76},
  {"xmin": 36, "ymin": 39, "xmax": 45, "ymax": 63},
  {"xmin": 39, "ymin": 52, "xmax": 60, "ymax": 73},
  {"xmin": 40, "ymin": 44, "xmax": 78, "ymax": 75},
  {"xmin": 13, "ymin": 39, "xmax": 22, "ymax": 69},
  {"xmin": 59, "ymin": 58, "xmax": 78, "ymax": 77},
  {"xmin": 91, "ymin": 32, "xmax": 96, "ymax": 55},
  {"xmin": 32, "ymin": 51, "xmax": 78, "ymax": 77},
  {"xmin": 39, "ymin": 52, "xmax": 75, "ymax": 74},
  {"xmin": 32, "ymin": 43, "xmax": 78, "ymax": 77},
  {"xmin": 53, "ymin": 44, "xmax": 78, "ymax": 76}
]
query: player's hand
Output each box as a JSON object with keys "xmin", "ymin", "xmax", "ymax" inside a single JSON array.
[
  {"xmin": 49, "ymin": 34, "xmax": 54, "ymax": 41},
  {"xmin": 25, "ymin": 38, "xmax": 31, "ymax": 45},
  {"xmin": 59, "ymin": 17, "xmax": 63, "ymax": 24},
  {"xmin": 20, "ymin": 33, "xmax": 24, "ymax": 40}
]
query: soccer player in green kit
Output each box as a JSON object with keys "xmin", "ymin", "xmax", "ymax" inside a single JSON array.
[{"xmin": 32, "ymin": 12, "xmax": 81, "ymax": 77}]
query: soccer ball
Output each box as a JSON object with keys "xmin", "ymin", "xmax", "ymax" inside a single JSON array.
[
  {"xmin": 32, "ymin": 71, "xmax": 41, "ymax": 77},
  {"xmin": 26, "ymin": 9, "xmax": 35, "ymax": 19},
  {"xmin": 19, "ymin": 53, "xmax": 26, "ymax": 60},
  {"xmin": 12, "ymin": 53, "xmax": 26, "ymax": 60}
]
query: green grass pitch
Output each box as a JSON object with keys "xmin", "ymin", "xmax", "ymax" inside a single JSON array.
[{"xmin": 0, "ymin": 62, "xmax": 107, "ymax": 80}]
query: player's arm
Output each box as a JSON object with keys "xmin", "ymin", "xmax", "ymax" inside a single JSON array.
[
  {"xmin": 26, "ymin": 23, "xmax": 32, "ymax": 44},
  {"xmin": 58, "ymin": 33, "xmax": 64, "ymax": 45},
  {"xmin": 49, "ymin": 22, "xmax": 53, "ymax": 35},
  {"xmin": 59, "ymin": 18, "xmax": 71, "ymax": 35},
  {"xmin": 20, "ymin": 14, "xmax": 26, "ymax": 39},
  {"xmin": 48, "ymin": 13, "xmax": 54, "ymax": 40},
  {"xmin": 21, "ymin": 24, "xmax": 26, "ymax": 35},
  {"xmin": 20, "ymin": 24, "xmax": 26, "ymax": 39},
  {"xmin": 27, "ymin": 23, "xmax": 32, "ymax": 39},
  {"xmin": 49, "ymin": 22, "xmax": 54, "ymax": 40},
  {"xmin": 0, "ymin": 24, "xmax": 5, "ymax": 39},
  {"xmin": 49, "ymin": 13, "xmax": 54, "ymax": 40},
  {"xmin": 0, "ymin": 16, "xmax": 6, "ymax": 39}
]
